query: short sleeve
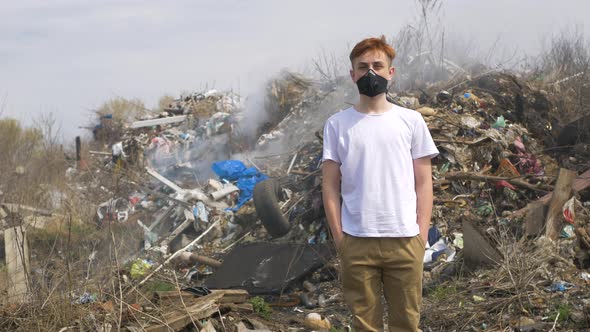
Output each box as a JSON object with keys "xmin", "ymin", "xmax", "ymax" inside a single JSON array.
[
  {"xmin": 322, "ymin": 119, "xmax": 341, "ymax": 163},
  {"xmin": 411, "ymin": 115, "xmax": 439, "ymax": 159}
]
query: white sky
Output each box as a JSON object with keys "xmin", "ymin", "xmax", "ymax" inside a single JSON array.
[{"xmin": 1, "ymin": 0, "xmax": 588, "ymax": 139}]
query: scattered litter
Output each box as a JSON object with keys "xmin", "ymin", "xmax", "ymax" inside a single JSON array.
[
  {"xmin": 304, "ymin": 313, "xmax": 331, "ymax": 331},
  {"xmin": 548, "ymin": 282, "xmax": 575, "ymax": 292},
  {"xmin": 130, "ymin": 259, "xmax": 154, "ymax": 279}
]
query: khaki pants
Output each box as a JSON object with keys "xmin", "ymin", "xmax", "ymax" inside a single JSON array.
[{"xmin": 339, "ymin": 234, "xmax": 425, "ymax": 332}]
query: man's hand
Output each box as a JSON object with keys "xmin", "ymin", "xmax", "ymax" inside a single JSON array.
[
  {"xmin": 419, "ymin": 226, "xmax": 428, "ymax": 246},
  {"xmin": 333, "ymin": 230, "xmax": 345, "ymax": 250},
  {"xmin": 413, "ymin": 156, "xmax": 433, "ymax": 247},
  {"xmin": 322, "ymin": 160, "xmax": 343, "ymax": 251}
]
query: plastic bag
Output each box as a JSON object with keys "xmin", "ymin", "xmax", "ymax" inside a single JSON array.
[
  {"xmin": 211, "ymin": 160, "xmax": 247, "ymax": 181},
  {"xmin": 212, "ymin": 160, "xmax": 269, "ymax": 211},
  {"xmin": 562, "ymin": 196, "xmax": 576, "ymax": 224}
]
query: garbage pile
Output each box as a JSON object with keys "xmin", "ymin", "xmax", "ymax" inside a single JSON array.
[
  {"xmin": 2, "ymin": 67, "xmax": 589, "ymax": 331},
  {"xmin": 79, "ymin": 69, "xmax": 590, "ymax": 330},
  {"xmin": 239, "ymin": 69, "xmax": 590, "ymax": 329},
  {"xmin": 392, "ymin": 72, "xmax": 590, "ymax": 330},
  {"xmin": 32, "ymin": 79, "xmax": 341, "ymax": 330}
]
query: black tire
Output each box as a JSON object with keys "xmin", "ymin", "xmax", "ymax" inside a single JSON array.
[{"xmin": 253, "ymin": 178, "xmax": 291, "ymax": 238}]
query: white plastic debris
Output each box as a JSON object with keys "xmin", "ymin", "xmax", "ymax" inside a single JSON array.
[{"xmin": 424, "ymin": 238, "xmax": 456, "ymax": 264}]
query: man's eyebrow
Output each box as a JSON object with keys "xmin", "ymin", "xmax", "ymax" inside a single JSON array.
[
  {"xmin": 357, "ymin": 60, "xmax": 386, "ymax": 65},
  {"xmin": 355, "ymin": 60, "xmax": 388, "ymax": 68}
]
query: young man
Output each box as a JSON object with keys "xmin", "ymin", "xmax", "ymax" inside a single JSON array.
[{"xmin": 322, "ymin": 36, "xmax": 439, "ymax": 332}]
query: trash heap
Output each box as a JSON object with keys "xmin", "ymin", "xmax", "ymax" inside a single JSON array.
[
  {"xmin": 236, "ymin": 70, "xmax": 590, "ymax": 330},
  {"xmin": 392, "ymin": 72, "xmax": 590, "ymax": 330},
  {"xmin": 91, "ymin": 70, "xmax": 590, "ymax": 330},
  {"xmin": 15, "ymin": 79, "xmax": 343, "ymax": 330},
  {"xmin": 2, "ymin": 68, "xmax": 589, "ymax": 331}
]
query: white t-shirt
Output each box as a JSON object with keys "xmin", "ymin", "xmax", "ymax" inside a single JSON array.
[{"xmin": 322, "ymin": 104, "xmax": 439, "ymax": 237}]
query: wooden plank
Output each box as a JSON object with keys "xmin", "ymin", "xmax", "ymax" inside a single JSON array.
[
  {"xmin": 211, "ymin": 289, "xmax": 249, "ymax": 303},
  {"xmin": 88, "ymin": 150, "xmax": 111, "ymax": 156},
  {"xmin": 510, "ymin": 168, "xmax": 590, "ymax": 218},
  {"xmin": 155, "ymin": 289, "xmax": 249, "ymax": 306},
  {"xmin": 5, "ymin": 226, "xmax": 30, "ymax": 303},
  {"xmin": 145, "ymin": 303, "xmax": 218, "ymax": 332},
  {"xmin": 146, "ymin": 167, "xmax": 186, "ymax": 194},
  {"xmin": 149, "ymin": 204, "xmax": 176, "ymax": 232},
  {"xmin": 536, "ymin": 168, "xmax": 590, "ymax": 205},
  {"xmin": 524, "ymin": 202, "xmax": 546, "ymax": 237},
  {"xmin": 462, "ymin": 215, "xmax": 502, "ymax": 269},
  {"xmin": 2, "ymin": 203, "xmax": 53, "ymax": 217},
  {"xmin": 545, "ymin": 168, "xmax": 576, "ymax": 240},
  {"xmin": 155, "ymin": 290, "xmax": 199, "ymax": 304},
  {"xmin": 160, "ymin": 210, "xmax": 195, "ymax": 252},
  {"xmin": 146, "ymin": 292, "xmax": 223, "ymax": 332},
  {"xmin": 219, "ymin": 302, "xmax": 253, "ymax": 313},
  {"xmin": 130, "ymin": 115, "xmax": 187, "ymax": 129},
  {"xmin": 575, "ymin": 227, "xmax": 590, "ymax": 249},
  {"xmin": 201, "ymin": 321, "xmax": 217, "ymax": 332}
]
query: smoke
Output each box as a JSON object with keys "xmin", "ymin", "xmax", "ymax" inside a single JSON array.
[{"xmin": 237, "ymin": 81, "xmax": 271, "ymax": 145}]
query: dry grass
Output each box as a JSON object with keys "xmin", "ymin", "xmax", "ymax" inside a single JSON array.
[
  {"xmin": 0, "ymin": 116, "xmax": 156, "ymax": 331},
  {"xmin": 157, "ymin": 94, "xmax": 176, "ymax": 112},
  {"xmin": 422, "ymin": 225, "xmax": 585, "ymax": 331},
  {"xmin": 0, "ymin": 116, "xmax": 67, "ymax": 207},
  {"xmin": 0, "ymin": 204, "xmax": 162, "ymax": 331},
  {"xmin": 530, "ymin": 29, "xmax": 590, "ymax": 123}
]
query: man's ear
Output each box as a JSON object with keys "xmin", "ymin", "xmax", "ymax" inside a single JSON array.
[
  {"xmin": 389, "ymin": 66, "xmax": 396, "ymax": 77},
  {"xmin": 350, "ymin": 69, "xmax": 355, "ymax": 82}
]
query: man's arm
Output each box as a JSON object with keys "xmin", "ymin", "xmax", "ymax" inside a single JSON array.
[
  {"xmin": 413, "ymin": 156, "xmax": 434, "ymax": 244},
  {"xmin": 322, "ymin": 160, "xmax": 343, "ymax": 249}
]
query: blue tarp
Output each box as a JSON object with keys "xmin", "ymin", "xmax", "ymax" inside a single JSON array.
[{"xmin": 211, "ymin": 160, "xmax": 268, "ymax": 211}]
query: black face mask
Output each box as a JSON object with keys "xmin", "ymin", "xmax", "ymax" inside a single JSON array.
[{"xmin": 356, "ymin": 69, "xmax": 388, "ymax": 97}]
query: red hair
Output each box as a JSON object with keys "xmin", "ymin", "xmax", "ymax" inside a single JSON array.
[{"xmin": 349, "ymin": 35, "xmax": 396, "ymax": 66}]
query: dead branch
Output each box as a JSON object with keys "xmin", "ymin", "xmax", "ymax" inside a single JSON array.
[{"xmin": 445, "ymin": 172, "xmax": 553, "ymax": 192}]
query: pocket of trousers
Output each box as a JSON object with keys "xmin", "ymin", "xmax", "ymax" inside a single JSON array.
[
  {"xmin": 416, "ymin": 234, "xmax": 426, "ymax": 249},
  {"xmin": 337, "ymin": 233, "xmax": 349, "ymax": 255}
]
